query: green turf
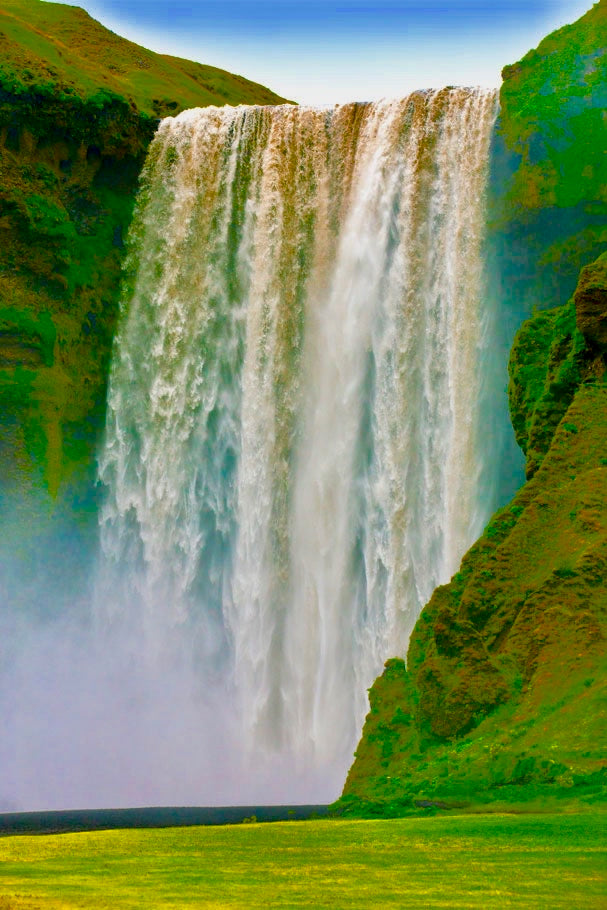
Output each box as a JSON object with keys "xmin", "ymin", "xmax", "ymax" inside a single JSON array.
[
  {"xmin": 0, "ymin": 0, "xmax": 288, "ymax": 113},
  {"xmin": 0, "ymin": 814, "xmax": 605, "ymax": 909}
]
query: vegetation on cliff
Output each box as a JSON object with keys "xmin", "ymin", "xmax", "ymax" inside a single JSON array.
[
  {"xmin": 508, "ymin": 301, "xmax": 586, "ymax": 479},
  {"xmin": 335, "ymin": 254, "xmax": 607, "ymax": 816},
  {"xmin": 492, "ymin": 0, "xmax": 607, "ymax": 312},
  {"xmin": 0, "ymin": 0, "xmax": 287, "ymax": 501}
]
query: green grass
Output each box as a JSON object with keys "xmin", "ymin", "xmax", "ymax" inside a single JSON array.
[
  {"xmin": 0, "ymin": 814, "xmax": 605, "ymax": 908},
  {"xmin": 0, "ymin": 0, "xmax": 288, "ymax": 114}
]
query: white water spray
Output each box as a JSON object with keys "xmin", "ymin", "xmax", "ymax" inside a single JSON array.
[{"xmin": 97, "ymin": 89, "xmax": 498, "ymax": 800}]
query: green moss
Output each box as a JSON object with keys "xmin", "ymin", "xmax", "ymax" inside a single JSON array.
[
  {"xmin": 23, "ymin": 193, "xmax": 75, "ymax": 240},
  {"xmin": 507, "ymin": 244, "xmax": 607, "ymax": 478},
  {"xmin": 0, "ymin": 307, "xmax": 55, "ymax": 366},
  {"xmin": 508, "ymin": 299, "xmax": 587, "ymax": 477}
]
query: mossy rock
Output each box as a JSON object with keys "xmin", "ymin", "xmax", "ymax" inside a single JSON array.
[
  {"xmin": 508, "ymin": 250, "xmax": 607, "ymax": 479},
  {"xmin": 574, "ymin": 250, "xmax": 607, "ymax": 352},
  {"xmin": 493, "ymin": 1, "xmax": 607, "ymax": 313},
  {"xmin": 337, "ymin": 250, "xmax": 607, "ymax": 814}
]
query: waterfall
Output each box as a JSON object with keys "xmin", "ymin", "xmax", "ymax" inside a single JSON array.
[{"xmin": 98, "ymin": 89, "xmax": 498, "ymax": 799}]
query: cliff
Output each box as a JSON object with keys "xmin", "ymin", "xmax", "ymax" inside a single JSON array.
[
  {"xmin": 0, "ymin": 0, "xmax": 287, "ymax": 501},
  {"xmin": 336, "ymin": 3, "xmax": 607, "ymax": 815},
  {"xmin": 492, "ymin": 0, "xmax": 607, "ymax": 312},
  {"xmin": 337, "ymin": 281, "xmax": 606, "ymax": 814}
]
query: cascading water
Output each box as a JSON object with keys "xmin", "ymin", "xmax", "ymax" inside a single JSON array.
[{"xmin": 97, "ymin": 88, "xmax": 499, "ymax": 801}]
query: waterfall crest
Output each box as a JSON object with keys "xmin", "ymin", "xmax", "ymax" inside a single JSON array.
[{"xmin": 98, "ymin": 89, "xmax": 498, "ymax": 796}]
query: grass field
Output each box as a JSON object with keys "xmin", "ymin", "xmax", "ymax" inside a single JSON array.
[{"xmin": 0, "ymin": 813, "xmax": 605, "ymax": 908}]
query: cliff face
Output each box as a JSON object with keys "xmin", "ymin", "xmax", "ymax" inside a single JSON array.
[
  {"xmin": 336, "ymin": 258, "xmax": 607, "ymax": 814},
  {"xmin": 0, "ymin": 0, "xmax": 287, "ymax": 501},
  {"xmin": 336, "ymin": 4, "xmax": 607, "ymax": 815},
  {"xmin": 493, "ymin": 0, "xmax": 607, "ymax": 312}
]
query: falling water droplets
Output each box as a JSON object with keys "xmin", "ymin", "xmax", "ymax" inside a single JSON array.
[{"xmin": 98, "ymin": 89, "xmax": 499, "ymax": 795}]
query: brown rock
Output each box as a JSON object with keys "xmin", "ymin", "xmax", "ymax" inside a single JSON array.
[{"xmin": 574, "ymin": 251, "xmax": 607, "ymax": 352}]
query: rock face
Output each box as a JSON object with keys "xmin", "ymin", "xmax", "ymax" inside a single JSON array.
[
  {"xmin": 507, "ymin": 251, "xmax": 607, "ymax": 482},
  {"xmin": 508, "ymin": 300, "xmax": 584, "ymax": 479},
  {"xmin": 575, "ymin": 251, "xmax": 607, "ymax": 354},
  {"xmin": 493, "ymin": 0, "xmax": 607, "ymax": 313}
]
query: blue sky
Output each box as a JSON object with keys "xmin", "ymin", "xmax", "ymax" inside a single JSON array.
[{"xmin": 51, "ymin": 0, "xmax": 593, "ymax": 103}]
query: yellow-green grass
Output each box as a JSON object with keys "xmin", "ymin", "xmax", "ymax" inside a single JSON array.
[
  {"xmin": 0, "ymin": 814, "xmax": 605, "ymax": 909},
  {"xmin": 0, "ymin": 0, "xmax": 288, "ymax": 114}
]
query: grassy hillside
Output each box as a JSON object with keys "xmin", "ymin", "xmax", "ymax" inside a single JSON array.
[
  {"xmin": 0, "ymin": 0, "xmax": 287, "ymax": 115},
  {"xmin": 335, "ymin": 256, "xmax": 607, "ymax": 816},
  {"xmin": 0, "ymin": 0, "xmax": 287, "ymax": 508}
]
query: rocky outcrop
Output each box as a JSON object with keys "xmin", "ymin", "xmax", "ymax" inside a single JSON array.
[
  {"xmin": 493, "ymin": 1, "xmax": 607, "ymax": 314},
  {"xmin": 575, "ymin": 251, "xmax": 607, "ymax": 354},
  {"xmin": 336, "ymin": 389, "xmax": 607, "ymax": 816},
  {"xmin": 506, "ymin": 249, "xmax": 607, "ymax": 481}
]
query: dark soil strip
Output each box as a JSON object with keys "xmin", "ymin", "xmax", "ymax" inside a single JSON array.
[{"xmin": 0, "ymin": 805, "xmax": 329, "ymax": 836}]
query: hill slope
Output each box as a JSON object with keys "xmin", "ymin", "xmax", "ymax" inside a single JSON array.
[
  {"xmin": 0, "ymin": 0, "xmax": 287, "ymax": 115},
  {"xmin": 0, "ymin": 0, "xmax": 287, "ymax": 505}
]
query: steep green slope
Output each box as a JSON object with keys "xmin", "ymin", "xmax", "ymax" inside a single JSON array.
[
  {"xmin": 335, "ymin": 258, "xmax": 607, "ymax": 816},
  {"xmin": 493, "ymin": 0, "xmax": 607, "ymax": 311},
  {"xmin": 0, "ymin": 0, "xmax": 287, "ymax": 501}
]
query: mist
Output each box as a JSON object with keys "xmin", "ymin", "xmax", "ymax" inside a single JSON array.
[{"xmin": 0, "ymin": 558, "xmax": 345, "ymax": 812}]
